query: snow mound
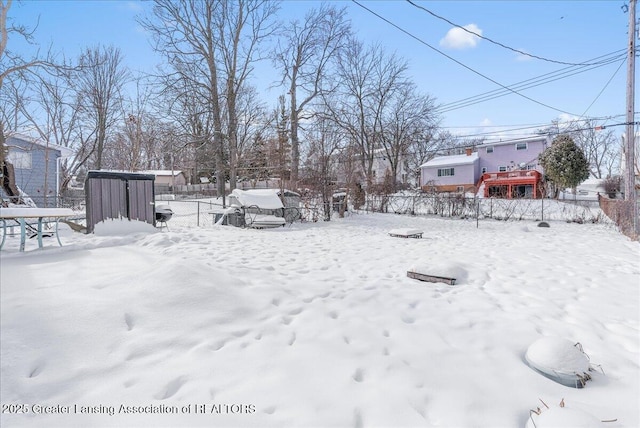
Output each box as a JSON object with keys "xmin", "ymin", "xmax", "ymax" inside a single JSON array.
[
  {"xmin": 94, "ymin": 219, "xmax": 158, "ymax": 236},
  {"xmin": 525, "ymin": 337, "xmax": 592, "ymax": 387},
  {"xmin": 388, "ymin": 228, "xmax": 423, "ymax": 237},
  {"xmin": 525, "ymin": 405, "xmax": 605, "ymax": 428},
  {"xmin": 408, "ymin": 261, "xmax": 469, "ymax": 283}
]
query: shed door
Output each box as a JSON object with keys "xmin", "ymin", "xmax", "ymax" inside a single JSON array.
[
  {"xmin": 128, "ymin": 179, "xmax": 155, "ymax": 225},
  {"xmin": 86, "ymin": 178, "xmax": 127, "ymax": 233}
]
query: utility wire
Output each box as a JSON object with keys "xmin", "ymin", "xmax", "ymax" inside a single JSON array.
[
  {"xmin": 438, "ymin": 113, "xmax": 629, "ymax": 130},
  {"xmin": 406, "ymin": 0, "xmax": 617, "ymax": 67},
  {"xmin": 578, "ymin": 57, "xmax": 627, "ymax": 118},
  {"xmin": 438, "ymin": 51, "xmax": 626, "ymax": 113},
  {"xmin": 351, "ymin": 0, "xmax": 581, "ymax": 117}
]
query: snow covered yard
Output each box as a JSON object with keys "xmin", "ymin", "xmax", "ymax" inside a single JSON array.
[{"xmin": 1, "ymin": 213, "xmax": 639, "ymax": 427}]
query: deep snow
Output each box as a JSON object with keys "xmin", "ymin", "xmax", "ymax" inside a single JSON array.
[{"xmin": 1, "ymin": 211, "xmax": 639, "ymax": 427}]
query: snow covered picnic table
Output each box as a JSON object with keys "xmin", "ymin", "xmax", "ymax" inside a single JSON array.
[
  {"xmin": 388, "ymin": 228, "xmax": 423, "ymax": 238},
  {"xmin": 0, "ymin": 207, "xmax": 76, "ymax": 252}
]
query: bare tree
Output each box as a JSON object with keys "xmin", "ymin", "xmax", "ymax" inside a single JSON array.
[
  {"xmin": 1, "ymin": 0, "xmax": 68, "ymax": 204},
  {"xmin": 273, "ymin": 3, "xmax": 350, "ymax": 188},
  {"xmin": 141, "ymin": 0, "xmax": 227, "ymax": 198},
  {"xmin": 141, "ymin": 0, "xmax": 278, "ymax": 201},
  {"xmin": 75, "ymin": 45, "xmax": 129, "ymax": 170},
  {"xmin": 235, "ymin": 84, "xmax": 270, "ymax": 180},
  {"xmin": 378, "ymin": 82, "xmax": 439, "ymax": 190},
  {"xmin": 217, "ymin": 0, "xmax": 279, "ymax": 190},
  {"xmin": 538, "ymin": 118, "xmax": 621, "ymax": 179},
  {"xmin": 406, "ymin": 129, "xmax": 457, "ymax": 187},
  {"xmin": 301, "ymin": 117, "xmax": 344, "ymax": 220},
  {"xmin": 326, "ymin": 40, "xmax": 407, "ymax": 188},
  {"xmin": 572, "ymin": 120, "xmax": 620, "ymax": 178},
  {"xmin": 155, "ymin": 61, "xmax": 216, "ymax": 182}
]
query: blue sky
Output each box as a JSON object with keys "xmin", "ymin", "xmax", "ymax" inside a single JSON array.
[{"xmin": 7, "ymin": 0, "xmax": 635, "ymax": 139}]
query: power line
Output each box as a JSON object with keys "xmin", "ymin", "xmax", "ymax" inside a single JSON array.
[
  {"xmin": 405, "ymin": 0, "xmax": 618, "ymax": 67},
  {"xmin": 437, "ymin": 51, "xmax": 626, "ymax": 113},
  {"xmin": 351, "ymin": 0, "xmax": 582, "ymax": 117},
  {"xmin": 578, "ymin": 56, "xmax": 627, "ymax": 118},
  {"xmin": 438, "ymin": 113, "xmax": 630, "ymax": 131}
]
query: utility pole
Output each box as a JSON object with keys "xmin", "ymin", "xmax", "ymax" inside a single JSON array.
[{"xmin": 625, "ymin": 0, "xmax": 638, "ymax": 237}]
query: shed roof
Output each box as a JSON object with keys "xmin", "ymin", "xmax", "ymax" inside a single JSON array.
[{"xmin": 86, "ymin": 170, "xmax": 156, "ymax": 181}]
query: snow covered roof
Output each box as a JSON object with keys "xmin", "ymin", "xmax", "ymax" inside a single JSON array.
[
  {"xmin": 140, "ymin": 170, "xmax": 183, "ymax": 177},
  {"xmin": 480, "ymin": 135, "xmax": 549, "ymax": 148},
  {"xmin": 229, "ymin": 189, "xmax": 284, "ymax": 209},
  {"xmin": 420, "ymin": 152, "xmax": 479, "ymax": 168},
  {"xmin": 6, "ymin": 133, "xmax": 74, "ymax": 158}
]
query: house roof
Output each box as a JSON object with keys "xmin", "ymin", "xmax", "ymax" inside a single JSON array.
[
  {"xmin": 479, "ymin": 135, "xmax": 549, "ymax": 148},
  {"xmin": 140, "ymin": 170, "xmax": 184, "ymax": 177},
  {"xmin": 7, "ymin": 134, "xmax": 73, "ymax": 157},
  {"xmin": 420, "ymin": 152, "xmax": 479, "ymax": 168}
]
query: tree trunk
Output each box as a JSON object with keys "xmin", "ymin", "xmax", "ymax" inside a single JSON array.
[{"xmin": 289, "ymin": 77, "xmax": 299, "ymax": 189}]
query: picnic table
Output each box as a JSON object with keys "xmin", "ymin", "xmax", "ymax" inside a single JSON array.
[{"xmin": 0, "ymin": 207, "xmax": 76, "ymax": 252}]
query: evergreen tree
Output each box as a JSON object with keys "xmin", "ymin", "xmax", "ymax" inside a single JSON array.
[{"xmin": 539, "ymin": 135, "xmax": 590, "ymax": 197}]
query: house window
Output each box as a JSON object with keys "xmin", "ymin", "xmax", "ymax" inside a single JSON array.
[
  {"xmin": 7, "ymin": 150, "xmax": 32, "ymax": 169},
  {"xmin": 437, "ymin": 167, "xmax": 455, "ymax": 177},
  {"xmin": 516, "ymin": 142, "xmax": 528, "ymax": 150},
  {"xmin": 486, "ymin": 146, "xmax": 494, "ymax": 154},
  {"xmin": 526, "ymin": 164, "xmax": 536, "ymax": 170},
  {"xmin": 498, "ymin": 166, "xmax": 507, "ymax": 172},
  {"xmin": 456, "ymin": 186, "xmax": 465, "ymax": 193}
]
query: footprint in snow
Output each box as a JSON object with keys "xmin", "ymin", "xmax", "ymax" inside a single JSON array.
[
  {"xmin": 210, "ymin": 341, "xmax": 226, "ymax": 351},
  {"xmin": 124, "ymin": 313, "xmax": 134, "ymax": 331},
  {"xmin": 401, "ymin": 315, "xmax": 415, "ymax": 324},
  {"xmin": 155, "ymin": 376, "xmax": 186, "ymax": 400},
  {"xmin": 28, "ymin": 361, "xmax": 45, "ymax": 378},
  {"xmin": 288, "ymin": 333, "xmax": 296, "ymax": 346}
]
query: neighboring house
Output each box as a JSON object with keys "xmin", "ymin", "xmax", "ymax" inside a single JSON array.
[
  {"xmin": 141, "ymin": 170, "xmax": 188, "ymax": 187},
  {"xmin": 420, "ymin": 150, "xmax": 480, "ymax": 193},
  {"xmin": 335, "ymin": 148, "xmax": 408, "ymax": 188},
  {"xmin": 1, "ymin": 134, "xmax": 66, "ymax": 207},
  {"xmin": 420, "ymin": 136, "xmax": 550, "ymax": 198}
]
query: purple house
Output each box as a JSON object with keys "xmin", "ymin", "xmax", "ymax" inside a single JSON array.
[{"xmin": 420, "ymin": 136, "xmax": 550, "ymax": 197}]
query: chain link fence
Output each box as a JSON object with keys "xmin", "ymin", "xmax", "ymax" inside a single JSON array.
[
  {"xmin": 362, "ymin": 193, "xmax": 606, "ymax": 223},
  {"xmin": 58, "ymin": 188, "xmax": 619, "ymax": 231},
  {"xmin": 598, "ymin": 195, "xmax": 639, "ymax": 240}
]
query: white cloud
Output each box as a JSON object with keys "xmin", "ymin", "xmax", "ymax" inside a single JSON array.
[
  {"xmin": 125, "ymin": 1, "xmax": 144, "ymax": 13},
  {"xmin": 557, "ymin": 113, "xmax": 580, "ymax": 124},
  {"xmin": 440, "ymin": 24, "xmax": 483, "ymax": 50}
]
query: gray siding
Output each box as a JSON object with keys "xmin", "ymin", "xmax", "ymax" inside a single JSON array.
[{"xmin": 2, "ymin": 136, "xmax": 61, "ymax": 207}]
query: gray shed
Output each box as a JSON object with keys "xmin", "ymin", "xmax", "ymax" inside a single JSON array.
[{"xmin": 85, "ymin": 171, "xmax": 156, "ymax": 233}]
